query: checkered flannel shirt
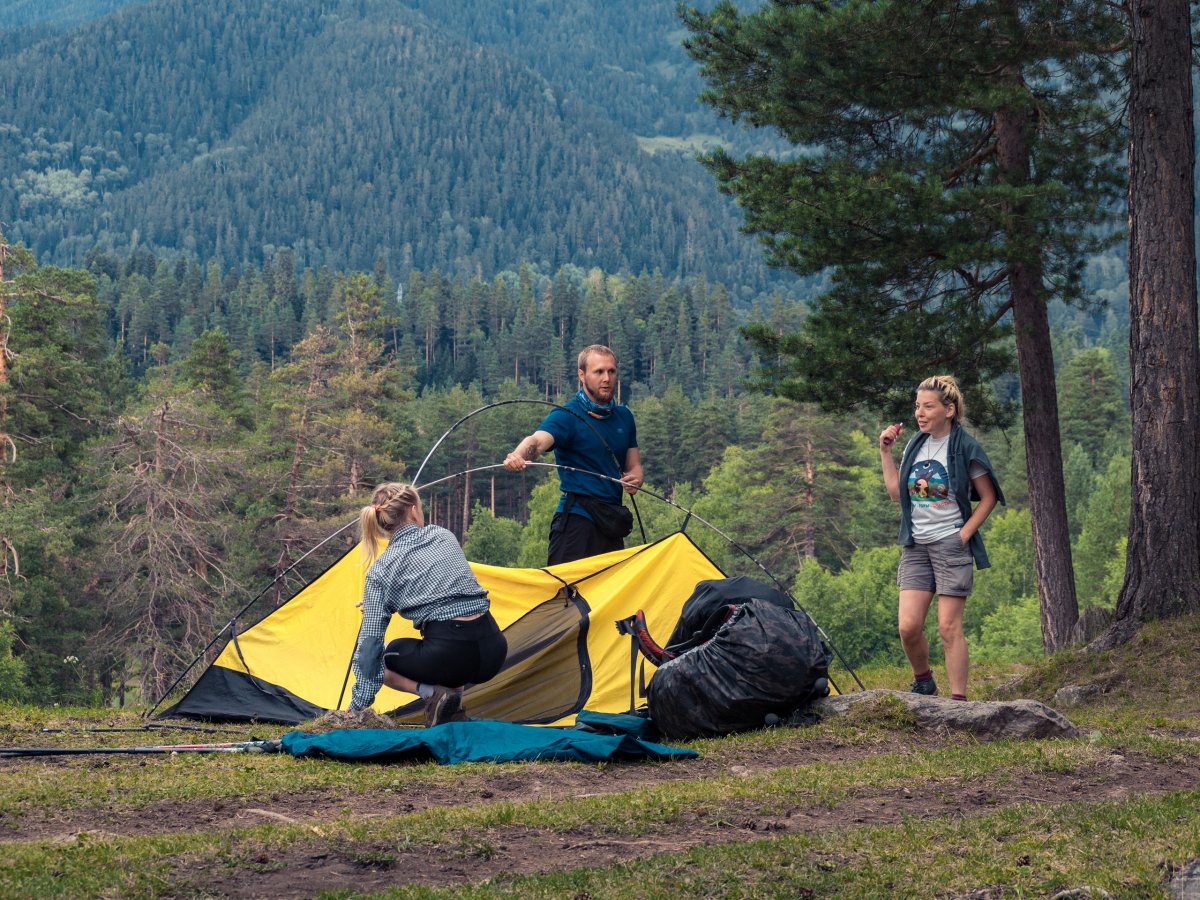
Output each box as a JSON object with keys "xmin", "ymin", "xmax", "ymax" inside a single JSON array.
[{"xmin": 349, "ymin": 524, "xmax": 489, "ymax": 710}]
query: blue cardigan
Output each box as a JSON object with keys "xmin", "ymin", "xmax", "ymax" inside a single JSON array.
[{"xmin": 896, "ymin": 424, "xmax": 1005, "ymax": 569}]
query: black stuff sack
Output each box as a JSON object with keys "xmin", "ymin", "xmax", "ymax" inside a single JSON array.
[{"xmin": 647, "ymin": 598, "xmax": 831, "ymax": 740}]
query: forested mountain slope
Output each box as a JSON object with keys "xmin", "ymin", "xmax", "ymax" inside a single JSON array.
[
  {"xmin": 0, "ymin": 0, "xmax": 136, "ymax": 31},
  {"xmin": 397, "ymin": 0, "xmax": 736, "ymax": 143},
  {"xmin": 0, "ymin": 0, "xmax": 775, "ymax": 293},
  {"xmin": 3, "ymin": 0, "xmax": 732, "ymax": 140}
]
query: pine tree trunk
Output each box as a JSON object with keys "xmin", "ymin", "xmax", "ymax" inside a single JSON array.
[
  {"xmin": 1097, "ymin": 0, "xmax": 1200, "ymax": 648},
  {"xmin": 995, "ymin": 105, "xmax": 1080, "ymax": 652}
]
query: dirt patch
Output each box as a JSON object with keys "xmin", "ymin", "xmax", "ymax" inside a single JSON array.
[
  {"xmin": 7, "ymin": 721, "xmax": 1200, "ymax": 897},
  {"xmin": 168, "ymin": 749, "xmax": 1200, "ymax": 898},
  {"xmin": 0, "ymin": 735, "xmax": 910, "ymax": 842}
]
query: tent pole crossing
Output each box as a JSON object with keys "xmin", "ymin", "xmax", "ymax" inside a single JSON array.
[{"xmin": 153, "ymin": 409, "xmax": 865, "ymax": 717}]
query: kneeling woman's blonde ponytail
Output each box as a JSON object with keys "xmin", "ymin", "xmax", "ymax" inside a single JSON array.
[{"xmin": 360, "ymin": 482, "xmax": 421, "ymax": 565}]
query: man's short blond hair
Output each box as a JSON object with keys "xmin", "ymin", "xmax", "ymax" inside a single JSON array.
[{"xmin": 577, "ymin": 344, "xmax": 617, "ymax": 371}]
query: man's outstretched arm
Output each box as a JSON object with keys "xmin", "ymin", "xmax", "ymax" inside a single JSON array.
[{"xmin": 503, "ymin": 430, "xmax": 555, "ymax": 471}]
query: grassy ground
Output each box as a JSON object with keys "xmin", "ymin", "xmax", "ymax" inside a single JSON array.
[{"xmin": 1, "ymin": 615, "xmax": 1199, "ymax": 898}]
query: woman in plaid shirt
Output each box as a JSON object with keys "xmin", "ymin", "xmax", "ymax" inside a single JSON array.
[{"xmin": 348, "ymin": 483, "xmax": 508, "ymax": 727}]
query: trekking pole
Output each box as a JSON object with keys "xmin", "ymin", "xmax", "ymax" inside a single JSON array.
[{"xmin": 0, "ymin": 740, "xmax": 282, "ymax": 758}]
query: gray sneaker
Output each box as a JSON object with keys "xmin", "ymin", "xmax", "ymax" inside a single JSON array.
[{"xmin": 910, "ymin": 676, "xmax": 938, "ymax": 696}]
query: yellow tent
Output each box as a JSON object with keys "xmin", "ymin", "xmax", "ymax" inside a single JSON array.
[{"xmin": 163, "ymin": 532, "xmax": 724, "ymax": 725}]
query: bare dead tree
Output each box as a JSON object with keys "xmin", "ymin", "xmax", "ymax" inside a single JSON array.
[
  {"xmin": 0, "ymin": 237, "xmax": 18, "ymax": 582},
  {"xmin": 92, "ymin": 397, "xmax": 243, "ymax": 700}
]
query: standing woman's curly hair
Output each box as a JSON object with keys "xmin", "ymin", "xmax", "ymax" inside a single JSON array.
[
  {"xmin": 360, "ymin": 482, "xmax": 421, "ymax": 565},
  {"xmin": 917, "ymin": 375, "xmax": 966, "ymax": 425}
]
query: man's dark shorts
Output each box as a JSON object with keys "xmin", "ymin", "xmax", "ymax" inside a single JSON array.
[{"xmin": 547, "ymin": 511, "xmax": 623, "ymax": 566}]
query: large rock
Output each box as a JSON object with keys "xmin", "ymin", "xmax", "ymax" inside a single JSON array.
[
  {"xmin": 812, "ymin": 689, "xmax": 1080, "ymax": 740},
  {"xmin": 1053, "ymin": 683, "xmax": 1104, "ymax": 707},
  {"xmin": 1170, "ymin": 858, "xmax": 1200, "ymax": 900}
]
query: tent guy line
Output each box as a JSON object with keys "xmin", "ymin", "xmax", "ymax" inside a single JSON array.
[{"xmin": 40, "ymin": 723, "xmax": 226, "ymax": 734}]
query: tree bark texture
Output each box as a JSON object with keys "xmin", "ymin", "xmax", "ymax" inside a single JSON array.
[
  {"xmin": 1099, "ymin": 0, "xmax": 1200, "ymax": 647},
  {"xmin": 994, "ymin": 106, "xmax": 1080, "ymax": 652}
]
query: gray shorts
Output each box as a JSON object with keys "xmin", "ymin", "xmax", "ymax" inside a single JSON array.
[{"xmin": 897, "ymin": 535, "xmax": 974, "ymax": 597}]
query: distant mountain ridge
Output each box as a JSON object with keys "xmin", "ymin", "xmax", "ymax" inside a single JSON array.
[{"xmin": 0, "ymin": 0, "xmax": 779, "ymax": 294}]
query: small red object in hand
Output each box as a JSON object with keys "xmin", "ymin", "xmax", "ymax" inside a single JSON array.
[{"xmin": 882, "ymin": 423, "xmax": 903, "ymax": 446}]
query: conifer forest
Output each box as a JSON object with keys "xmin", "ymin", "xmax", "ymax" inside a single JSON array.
[{"xmin": 0, "ymin": 0, "xmax": 1166, "ymax": 709}]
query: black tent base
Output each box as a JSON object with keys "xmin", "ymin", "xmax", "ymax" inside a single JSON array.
[{"xmin": 160, "ymin": 665, "xmax": 326, "ymax": 725}]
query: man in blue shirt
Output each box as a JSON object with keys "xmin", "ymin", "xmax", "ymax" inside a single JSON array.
[{"xmin": 504, "ymin": 344, "xmax": 644, "ymax": 564}]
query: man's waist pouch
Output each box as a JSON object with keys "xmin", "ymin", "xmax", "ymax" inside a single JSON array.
[{"xmin": 567, "ymin": 492, "xmax": 633, "ymax": 539}]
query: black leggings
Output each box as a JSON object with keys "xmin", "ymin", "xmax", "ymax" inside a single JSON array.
[{"xmin": 383, "ymin": 613, "xmax": 507, "ymax": 689}]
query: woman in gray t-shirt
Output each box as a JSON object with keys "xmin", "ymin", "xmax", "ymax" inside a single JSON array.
[{"xmin": 879, "ymin": 375, "xmax": 1001, "ymax": 702}]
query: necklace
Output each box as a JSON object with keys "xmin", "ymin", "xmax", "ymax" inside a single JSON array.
[{"xmin": 923, "ymin": 434, "xmax": 949, "ymax": 461}]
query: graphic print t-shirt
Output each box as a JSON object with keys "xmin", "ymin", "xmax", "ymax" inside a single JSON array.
[{"xmin": 907, "ymin": 435, "xmax": 985, "ymax": 543}]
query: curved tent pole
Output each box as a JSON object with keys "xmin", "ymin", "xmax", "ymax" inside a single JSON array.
[
  {"xmin": 421, "ymin": 461, "xmax": 864, "ymax": 692},
  {"xmin": 412, "ymin": 398, "xmax": 648, "ymax": 545},
  {"xmin": 334, "ymin": 397, "xmax": 647, "ymax": 710},
  {"xmin": 153, "ymin": 409, "xmax": 865, "ymax": 717}
]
